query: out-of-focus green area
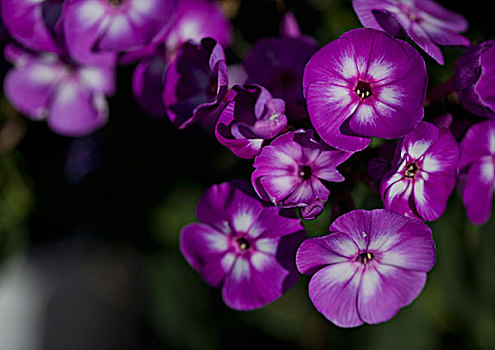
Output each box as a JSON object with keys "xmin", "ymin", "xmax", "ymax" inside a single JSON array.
[{"xmin": 0, "ymin": 0, "xmax": 494, "ymax": 349}]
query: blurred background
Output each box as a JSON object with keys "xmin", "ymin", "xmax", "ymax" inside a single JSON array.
[{"xmin": 0, "ymin": 0, "xmax": 494, "ymax": 349}]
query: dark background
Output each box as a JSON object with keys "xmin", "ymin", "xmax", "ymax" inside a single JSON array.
[{"xmin": 0, "ymin": 0, "xmax": 494, "ymax": 349}]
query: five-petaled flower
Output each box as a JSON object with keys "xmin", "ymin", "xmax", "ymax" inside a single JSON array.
[
  {"xmin": 380, "ymin": 121, "xmax": 459, "ymax": 221},
  {"xmin": 353, "ymin": 0, "xmax": 470, "ymax": 65},
  {"xmin": 180, "ymin": 180, "xmax": 305, "ymax": 310},
  {"xmin": 296, "ymin": 209, "xmax": 436, "ymax": 327},
  {"xmin": 303, "ymin": 28, "xmax": 427, "ymax": 152}
]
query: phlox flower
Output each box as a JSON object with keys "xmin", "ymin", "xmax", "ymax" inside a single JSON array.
[
  {"xmin": 296, "ymin": 209, "xmax": 436, "ymax": 327},
  {"xmin": 303, "ymin": 28, "xmax": 427, "ymax": 152},
  {"xmin": 252, "ymin": 129, "xmax": 352, "ymax": 220},
  {"xmin": 353, "ymin": 0, "xmax": 470, "ymax": 65},
  {"xmin": 454, "ymin": 40, "xmax": 495, "ymax": 119},
  {"xmin": 380, "ymin": 121, "xmax": 459, "ymax": 221},
  {"xmin": 180, "ymin": 180, "xmax": 305, "ymax": 310},
  {"xmin": 62, "ymin": 0, "xmax": 176, "ymax": 65},
  {"xmin": 3, "ymin": 44, "xmax": 115, "ymax": 137},
  {"xmin": 458, "ymin": 120, "xmax": 495, "ymax": 225},
  {"xmin": 215, "ymin": 85, "xmax": 287, "ymax": 159}
]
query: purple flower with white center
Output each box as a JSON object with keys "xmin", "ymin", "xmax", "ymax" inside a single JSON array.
[
  {"xmin": 180, "ymin": 180, "xmax": 305, "ymax": 310},
  {"xmin": 3, "ymin": 44, "xmax": 115, "ymax": 137},
  {"xmin": 458, "ymin": 121, "xmax": 495, "ymax": 225},
  {"xmin": 454, "ymin": 40, "xmax": 495, "ymax": 119},
  {"xmin": 1, "ymin": 0, "xmax": 64, "ymax": 53},
  {"xmin": 163, "ymin": 38, "xmax": 228, "ymax": 130},
  {"xmin": 244, "ymin": 37, "xmax": 317, "ymax": 123},
  {"xmin": 296, "ymin": 209, "xmax": 436, "ymax": 327},
  {"xmin": 353, "ymin": 0, "xmax": 470, "ymax": 65},
  {"xmin": 252, "ymin": 129, "xmax": 352, "ymax": 220},
  {"xmin": 303, "ymin": 28, "xmax": 427, "ymax": 152},
  {"xmin": 380, "ymin": 122, "xmax": 458, "ymax": 221},
  {"xmin": 215, "ymin": 85, "xmax": 287, "ymax": 159},
  {"xmin": 62, "ymin": 0, "xmax": 176, "ymax": 65},
  {"xmin": 122, "ymin": 0, "xmax": 232, "ymax": 118}
]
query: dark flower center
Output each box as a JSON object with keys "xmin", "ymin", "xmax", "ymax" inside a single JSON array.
[
  {"xmin": 359, "ymin": 252, "xmax": 373, "ymax": 264},
  {"xmin": 299, "ymin": 165, "xmax": 312, "ymax": 180},
  {"xmin": 108, "ymin": 0, "xmax": 122, "ymax": 6},
  {"xmin": 235, "ymin": 237, "xmax": 250, "ymax": 251},
  {"xmin": 355, "ymin": 81, "xmax": 372, "ymax": 99},
  {"xmin": 405, "ymin": 162, "xmax": 419, "ymax": 178}
]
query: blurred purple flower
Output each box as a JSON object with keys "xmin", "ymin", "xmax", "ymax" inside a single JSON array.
[
  {"xmin": 252, "ymin": 129, "xmax": 352, "ymax": 220},
  {"xmin": 122, "ymin": 0, "xmax": 233, "ymax": 117},
  {"xmin": 165, "ymin": 0, "xmax": 232, "ymax": 51},
  {"xmin": 215, "ymin": 85, "xmax": 287, "ymax": 159},
  {"xmin": 296, "ymin": 209, "xmax": 436, "ymax": 327},
  {"xmin": 454, "ymin": 40, "xmax": 495, "ymax": 118},
  {"xmin": 163, "ymin": 38, "xmax": 228, "ymax": 129},
  {"xmin": 458, "ymin": 120, "xmax": 495, "ymax": 225},
  {"xmin": 3, "ymin": 44, "xmax": 115, "ymax": 137},
  {"xmin": 180, "ymin": 180, "xmax": 305, "ymax": 310},
  {"xmin": 244, "ymin": 36, "xmax": 317, "ymax": 123},
  {"xmin": 381, "ymin": 122, "xmax": 458, "ymax": 221},
  {"xmin": 1, "ymin": 0, "xmax": 64, "ymax": 53},
  {"xmin": 303, "ymin": 28, "xmax": 427, "ymax": 152},
  {"xmin": 353, "ymin": 0, "xmax": 469, "ymax": 65},
  {"xmin": 62, "ymin": 0, "xmax": 176, "ymax": 65}
]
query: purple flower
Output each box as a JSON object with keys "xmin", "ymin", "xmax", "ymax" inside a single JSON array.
[
  {"xmin": 381, "ymin": 122, "xmax": 458, "ymax": 221},
  {"xmin": 165, "ymin": 0, "xmax": 233, "ymax": 52},
  {"xmin": 303, "ymin": 28, "xmax": 427, "ymax": 152},
  {"xmin": 125, "ymin": 0, "xmax": 232, "ymax": 117},
  {"xmin": 62, "ymin": 0, "xmax": 176, "ymax": 65},
  {"xmin": 163, "ymin": 38, "xmax": 228, "ymax": 129},
  {"xmin": 458, "ymin": 121, "xmax": 495, "ymax": 225},
  {"xmin": 252, "ymin": 129, "xmax": 352, "ymax": 220},
  {"xmin": 353, "ymin": 0, "xmax": 470, "ymax": 65},
  {"xmin": 1, "ymin": 0, "xmax": 64, "ymax": 53},
  {"xmin": 180, "ymin": 180, "xmax": 305, "ymax": 310},
  {"xmin": 244, "ymin": 36, "xmax": 317, "ymax": 123},
  {"xmin": 215, "ymin": 85, "xmax": 287, "ymax": 159},
  {"xmin": 296, "ymin": 209, "xmax": 436, "ymax": 327},
  {"xmin": 3, "ymin": 44, "xmax": 115, "ymax": 137},
  {"xmin": 454, "ymin": 40, "xmax": 495, "ymax": 119}
]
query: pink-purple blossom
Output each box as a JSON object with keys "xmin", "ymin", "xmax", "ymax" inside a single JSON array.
[
  {"xmin": 162, "ymin": 38, "xmax": 228, "ymax": 129},
  {"xmin": 62, "ymin": 0, "xmax": 176, "ymax": 65},
  {"xmin": 458, "ymin": 120, "xmax": 495, "ymax": 225},
  {"xmin": 454, "ymin": 40, "xmax": 495, "ymax": 118},
  {"xmin": 252, "ymin": 129, "xmax": 352, "ymax": 220},
  {"xmin": 3, "ymin": 44, "xmax": 115, "ymax": 137},
  {"xmin": 215, "ymin": 85, "xmax": 287, "ymax": 159},
  {"xmin": 303, "ymin": 28, "xmax": 427, "ymax": 152},
  {"xmin": 353, "ymin": 0, "xmax": 470, "ymax": 65},
  {"xmin": 180, "ymin": 180, "xmax": 305, "ymax": 310},
  {"xmin": 380, "ymin": 122, "xmax": 459, "ymax": 221},
  {"xmin": 296, "ymin": 209, "xmax": 436, "ymax": 327}
]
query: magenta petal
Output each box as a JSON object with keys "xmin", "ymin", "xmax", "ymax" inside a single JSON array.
[
  {"xmin": 132, "ymin": 55, "xmax": 167, "ymax": 117},
  {"xmin": 413, "ymin": 174, "xmax": 455, "ymax": 221},
  {"xmin": 328, "ymin": 210, "xmax": 371, "ymax": 251},
  {"xmin": 221, "ymin": 254, "xmax": 290, "ymax": 310},
  {"xmin": 180, "ymin": 223, "xmax": 232, "ymax": 286},
  {"xmin": 1, "ymin": 0, "xmax": 60, "ymax": 52},
  {"xmin": 4, "ymin": 57, "xmax": 66, "ymax": 120},
  {"xmin": 296, "ymin": 233, "xmax": 359, "ymax": 275},
  {"xmin": 308, "ymin": 262, "xmax": 364, "ymax": 327},
  {"xmin": 367, "ymin": 210, "xmax": 436, "ymax": 271},
  {"xmin": 357, "ymin": 263, "xmax": 427, "ymax": 324},
  {"xmin": 47, "ymin": 80, "xmax": 108, "ymax": 136},
  {"xmin": 459, "ymin": 121, "xmax": 495, "ymax": 170},
  {"xmin": 381, "ymin": 176, "xmax": 417, "ymax": 219},
  {"xmin": 462, "ymin": 158, "xmax": 495, "ymax": 225}
]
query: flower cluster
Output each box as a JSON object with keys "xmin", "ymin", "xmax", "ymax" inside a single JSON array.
[{"xmin": 2, "ymin": 0, "xmax": 494, "ymax": 330}]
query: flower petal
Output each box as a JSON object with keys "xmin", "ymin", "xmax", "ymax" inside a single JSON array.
[{"xmin": 462, "ymin": 157, "xmax": 495, "ymax": 225}]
